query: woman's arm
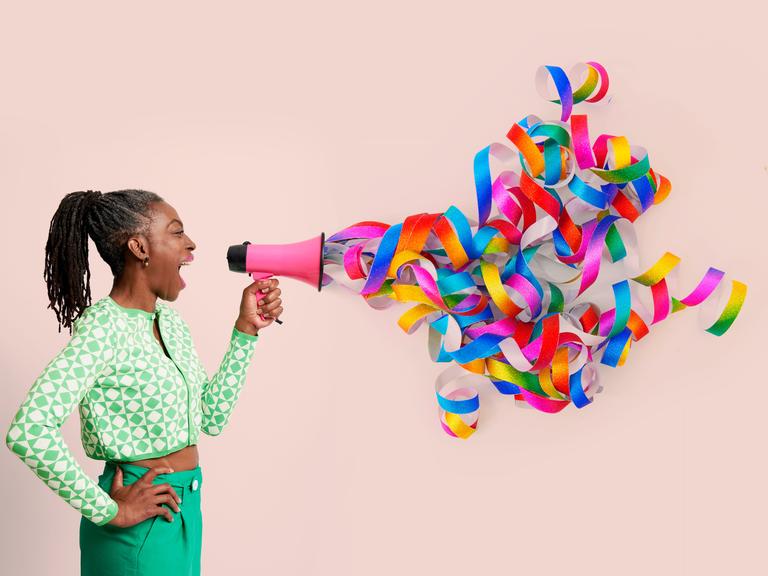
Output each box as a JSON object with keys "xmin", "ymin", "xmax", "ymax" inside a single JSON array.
[
  {"xmin": 197, "ymin": 279, "xmax": 282, "ymax": 436},
  {"xmin": 5, "ymin": 307, "xmax": 119, "ymax": 526},
  {"xmin": 198, "ymin": 326, "xmax": 259, "ymax": 436}
]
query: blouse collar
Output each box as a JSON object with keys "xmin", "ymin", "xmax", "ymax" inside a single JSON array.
[{"xmin": 105, "ymin": 295, "xmax": 162, "ymax": 320}]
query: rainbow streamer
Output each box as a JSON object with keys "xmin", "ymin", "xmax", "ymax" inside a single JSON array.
[{"xmin": 322, "ymin": 62, "xmax": 747, "ymax": 439}]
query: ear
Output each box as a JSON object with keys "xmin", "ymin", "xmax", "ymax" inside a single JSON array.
[{"xmin": 126, "ymin": 234, "xmax": 150, "ymax": 262}]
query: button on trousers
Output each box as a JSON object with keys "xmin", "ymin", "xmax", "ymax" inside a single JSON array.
[{"xmin": 80, "ymin": 461, "xmax": 203, "ymax": 576}]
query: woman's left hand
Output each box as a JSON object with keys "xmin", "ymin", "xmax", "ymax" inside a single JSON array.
[{"xmin": 235, "ymin": 279, "xmax": 283, "ymax": 336}]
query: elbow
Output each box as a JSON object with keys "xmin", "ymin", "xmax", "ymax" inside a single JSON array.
[
  {"xmin": 201, "ymin": 426, "xmax": 223, "ymax": 437},
  {"xmin": 200, "ymin": 409, "xmax": 230, "ymax": 437},
  {"xmin": 200, "ymin": 421, "xmax": 225, "ymax": 437},
  {"xmin": 5, "ymin": 414, "xmax": 23, "ymax": 457},
  {"xmin": 5, "ymin": 408, "xmax": 49, "ymax": 459}
]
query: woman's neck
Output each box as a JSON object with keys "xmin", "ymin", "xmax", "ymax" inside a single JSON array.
[{"xmin": 109, "ymin": 278, "xmax": 158, "ymax": 314}]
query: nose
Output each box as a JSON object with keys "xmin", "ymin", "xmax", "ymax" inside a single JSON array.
[{"xmin": 188, "ymin": 237, "xmax": 197, "ymax": 251}]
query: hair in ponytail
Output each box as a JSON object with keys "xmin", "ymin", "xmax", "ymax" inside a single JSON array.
[{"xmin": 44, "ymin": 188, "xmax": 164, "ymax": 333}]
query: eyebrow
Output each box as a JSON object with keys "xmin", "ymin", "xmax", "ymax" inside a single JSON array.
[{"xmin": 167, "ymin": 219, "xmax": 184, "ymax": 228}]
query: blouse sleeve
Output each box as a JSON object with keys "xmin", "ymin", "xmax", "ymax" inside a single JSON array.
[
  {"xmin": 199, "ymin": 327, "xmax": 259, "ymax": 436},
  {"xmin": 5, "ymin": 307, "xmax": 120, "ymax": 526}
]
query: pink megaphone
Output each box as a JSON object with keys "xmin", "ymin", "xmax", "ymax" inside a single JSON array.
[{"xmin": 226, "ymin": 233, "xmax": 325, "ymax": 323}]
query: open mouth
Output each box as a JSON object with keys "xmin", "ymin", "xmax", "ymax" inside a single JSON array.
[{"xmin": 178, "ymin": 261, "xmax": 191, "ymax": 288}]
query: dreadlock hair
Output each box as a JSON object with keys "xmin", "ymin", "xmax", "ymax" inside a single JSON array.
[{"xmin": 44, "ymin": 188, "xmax": 164, "ymax": 333}]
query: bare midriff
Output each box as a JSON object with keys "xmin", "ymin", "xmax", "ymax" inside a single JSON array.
[{"xmin": 122, "ymin": 444, "xmax": 199, "ymax": 472}]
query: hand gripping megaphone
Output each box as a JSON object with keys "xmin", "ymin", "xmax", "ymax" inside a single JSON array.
[{"xmin": 226, "ymin": 233, "xmax": 325, "ymax": 324}]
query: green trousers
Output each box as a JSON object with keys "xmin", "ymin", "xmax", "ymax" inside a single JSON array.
[{"xmin": 80, "ymin": 461, "xmax": 203, "ymax": 576}]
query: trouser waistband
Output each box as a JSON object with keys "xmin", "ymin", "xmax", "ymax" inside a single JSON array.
[{"xmin": 104, "ymin": 460, "xmax": 203, "ymax": 490}]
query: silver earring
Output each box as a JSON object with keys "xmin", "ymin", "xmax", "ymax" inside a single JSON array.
[{"xmin": 143, "ymin": 257, "xmax": 150, "ymax": 268}]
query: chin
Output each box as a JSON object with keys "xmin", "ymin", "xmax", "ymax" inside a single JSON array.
[{"xmin": 159, "ymin": 289, "xmax": 182, "ymax": 302}]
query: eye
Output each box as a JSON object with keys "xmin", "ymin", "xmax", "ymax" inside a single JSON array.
[{"xmin": 174, "ymin": 229, "xmax": 185, "ymax": 236}]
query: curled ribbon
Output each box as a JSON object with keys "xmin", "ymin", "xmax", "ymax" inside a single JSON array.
[{"xmin": 322, "ymin": 62, "xmax": 748, "ymax": 439}]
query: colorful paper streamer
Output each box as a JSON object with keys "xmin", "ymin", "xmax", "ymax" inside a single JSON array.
[{"xmin": 322, "ymin": 62, "xmax": 747, "ymax": 439}]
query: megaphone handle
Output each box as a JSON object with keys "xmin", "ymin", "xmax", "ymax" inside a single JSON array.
[{"xmin": 249, "ymin": 272, "xmax": 283, "ymax": 325}]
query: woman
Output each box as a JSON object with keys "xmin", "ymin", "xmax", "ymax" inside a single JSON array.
[{"xmin": 5, "ymin": 189, "xmax": 283, "ymax": 575}]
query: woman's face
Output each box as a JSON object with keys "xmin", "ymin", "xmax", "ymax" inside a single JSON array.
[{"xmin": 141, "ymin": 201, "xmax": 197, "ymax": 301}]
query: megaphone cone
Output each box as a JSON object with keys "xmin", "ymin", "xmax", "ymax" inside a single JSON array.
[{"xmin": 226, "ymin": 233, "xmax": 325, "ymax": 292}]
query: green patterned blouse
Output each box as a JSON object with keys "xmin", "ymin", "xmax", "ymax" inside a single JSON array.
[{"xmin": 5, "ymin": 296, "xmax": 259, "ymax": 526}]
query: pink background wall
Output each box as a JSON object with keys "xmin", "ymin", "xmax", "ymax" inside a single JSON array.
[{"xmin": 1, "ymin": 1, "xmax": 765, "ymax": 574}]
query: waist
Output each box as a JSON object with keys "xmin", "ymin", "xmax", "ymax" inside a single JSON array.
[
  {"xmin": 101, "ymin": 460, "xmax": 203, "ymax": 492},
  {"xmin": 113, "ymin": 444, "xmax": 199, "ymax": 472}
]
